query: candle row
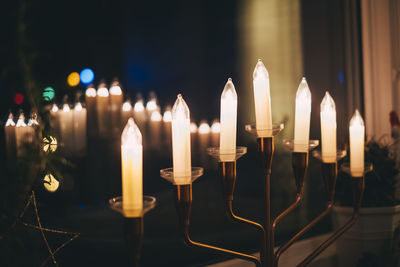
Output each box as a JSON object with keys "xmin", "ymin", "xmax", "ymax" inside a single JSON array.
[{"xmin": 120, "ymin": 59, "xmax": 366, "ymax": 217}]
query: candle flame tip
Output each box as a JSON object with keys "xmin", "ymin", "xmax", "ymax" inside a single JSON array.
[{"xmin": 228, "ymin": 78, "xmax": 232, "ymax": 82}]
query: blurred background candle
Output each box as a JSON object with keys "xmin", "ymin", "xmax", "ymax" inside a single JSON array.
[
  {"xmin": 172, "ymin": 94, "xmax": 191, "ymax": 184},
  {"xmin": 85, "ymin": 85, "xmax": 98, "ymax": 138},
  {"xmin": 133, "ymin": 94, "xmax": 147, "ymax": 146},
  {"xmin": 294, "ymin": 77, "xmax": 312, "ymax": 152},
  {"xmin": 60, "ymin": 100, "xmax": 74, "ymax": 155},
  {"xmin": 163, "ymin": 106, "xmax": 172, "ymax": 154},
  {"xmin": 50, "ymin": 104, "xmax": 61, "ymax": 138},
  {"xmin": 349, "ymin": 110, "xmax": 365, "ymax": 177},
  {"xmin": 96, "ymin": 82, "xmax": 110, "ymax": 138},
  {"xmin": 198, "ymin": 120, "xmax": 211, "ymax": 168},
  {"xmin": 253, "ymin": 59, "xmax": 272, "ymax": 136},
  {"xmin": 4, "ymin": 112, "xmax": 16, "ymax": 163},
  {"xmin": 121, "ymin": 118, "xmax": 143, "ymax": 217},
  {"xmin": 121, "ymin": 99, "xmax": 133, "ymax": 128},
  {"xmin": 27, "ymin": 112, "xmax": 39, "ymax": 144},
  {"xmin": 320, "ymin": 91, "xmax": 337, "ymax": 162},
  {"xmin": 15, "ymin": 112, "xmax": 29, "ymax": 157},
  {"xmin": 73, "ymin": 101, "xmax": 87, "ymax": 156},
  {"xmin": 149, "ymin": 107, "xmax": 162, "ymax": 150},
  {"xmin": 220, "ymin": 78, "xmax": 237, "ymax": 161},
  {"xmin": 211, "ymin": 119, "xmax": 220, "ymax": 148},
  {"xmin": 109, "ymin": 80, "xmax": 123, "ymax": 133},
  {"xmin": 146, "ymin": 91, "xmax": 157, "ymax": 113}
]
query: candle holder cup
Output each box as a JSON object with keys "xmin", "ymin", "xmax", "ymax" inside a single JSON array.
[
  {"xmin": 160, "ymin": 166, "xmax": 261, "ymax": 266},
  {"xmin": 109, "ymin": 196, "xmax": 156, "ymax": 267}
]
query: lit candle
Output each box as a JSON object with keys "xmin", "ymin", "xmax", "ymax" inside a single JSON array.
[
  {"xmin": 163, "ymin": 106, "xmax": 172, "ymax": 153},
  {"xmin": 220, "ymin": 78, "xmax": 237, "ymax": 161},
  {"xmin": 26, "ymin": 112, "xmax": 38, "ymax": 144},
  {"xmin": 85, "ymin": 85, "xmax": 97, "ymax": 137},
  {"xmin": 253, "ymin": 59, "xmax": 272, "ymax": 136},
  {"xmin": 211, "ymin": 119, "xmax": 220, "ymax": 148},
  {"xmin": 4, "ymin": 112, "xmax": 16, "ymax": 163},
  {"xmin": 349, "ymin": 110, "xmax": 365, "ymax": 177},
  {"xmin": 149, "ymin": 108, "xmax": 162, "ymax": 149},
  {"xmin": 121, "ymin": 99, "xmax": 133, "ymax": 128},
  {"xmin": 146, "ymin": 92, "xmax": 157, "ymax": 113},
  {"xmin": 198, "ymin": 120, "xmax": 211, "ymax": 168},
  {"xmin": 73, "ymin": 101, "xmax": 87, "ymax": 155},
  {"xmin": 96, "ymin": 83, "xmax": 110, "ymax": 138},
  {"xmin": 50, "ymin": 104, "xmax": 61, "ymax": 138},
  {"xmin": 320, "ymin": 92, "xmax": 337, "ymax": 162},
  {"xmin": 294, "ymin": 78, "xmax": 312, "ymax": 152},
  {"xmin": 172, "ymin": 94, "xmax": 191, "ymax": 184},
  {"xmin": 121, "ymin": 118, "xmax": 143, "ymax": 217},
  {"xmin": 60, "ymin": 102, "xmax": 74, "ymax": 155},
  {"xmin": 15, "ymin": 112, "xmax": 28, "ymax": 157},
  {"xmin": 109, "ymin": 80, "xmax": 123, "ymax": 133}
]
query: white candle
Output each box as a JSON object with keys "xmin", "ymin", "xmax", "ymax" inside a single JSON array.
[
  {"xmin": 109, "ymin": 81, "xmax": 123, "ymax": 133},
  {"xmin": 121, "ymin": 118, "xmax": 143, "ymax": 217},
  {"xmin": 211, "ymin": 119, "xmax": 220, "ymax": 148},
  {"xmin": 4, "ymin": 113, "xmax": 16, "ymax": 162},
  {"xmin": 172, "ymin": 94, "xmax": 191, "ymax": 184},
  {"xmin": 26, "ymin": 113, "xmax": 38, "ymax": 144},
  {"xmin": 85, "ymin": 86, "xmax": 97, "ymax": 137},
  {"xmin": 320, "ymin": 92, "xmax": 337, "ymax": 162},
  {"xmin": 15, "ymin": 113, "xmax": 28, "ymax": 157},
  {"xmin": 149, "ymin": 108, "xmax": 162, "ymax": 149},
  {"xmin": 96, "ymin": 84, "xmax": 110, "ymax": 138},
  {"xmin": 73, "ymin": 102, "xmax": 87, "ymax": 155},
  {"xmin": 60, "ymin": 103, "xmax": 74, "ymax": 155},
  {"xmin": 253, "ymin": 59, "xmax": 272, "ymax": 136},
  {"xmin": 349, "ymin": 110, "xmax": 365, "ymax": 177},
  {"xmin": 163, "ymin": 106, "xmax": 172, "ymax": 153},
  {"xmin": 50, "ymin": 104, "xmax": 61, "ymax": 138},
  {"xmin": 220, "ymin": 78, "xmax": 237, "ymax": 161},
  {"xmin": 294, "ymin": 77, "xmax": 312, "ymax": 152}
]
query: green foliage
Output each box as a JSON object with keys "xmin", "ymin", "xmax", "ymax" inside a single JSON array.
[{"xmin": 336, "ymin": 139, "xmax": 400, "ymax": 207}]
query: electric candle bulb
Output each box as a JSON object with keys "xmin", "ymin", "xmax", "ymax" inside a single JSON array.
[
  {"xmin": 211, "ymin": 120, "xmax": 221, "ymax": 133},
  {"xmin": 121, "ymin": 118, "xmax": 143, "ymax": 216},
  {"xmin": 15, "ymin": 113, "xmax": 28, "ymax": 157},
  {"xmin": 253, "ymin": 59, "xmax": 272, "ymax": 136},
  {"xmin": 73, "ymin": 101, "xmax": 87, "ymax": 155},
  {"xmin": 85, "ymin": 87, "xmax": 97, "ymax": 97},
  {"xmin": 134, "ymin": 100, "xmax": 145, "ymax": 112},
  {"xmin": 51, "ymin": 104, "xmax": 59, "ymax": 112},
  {"xmin": 85, "ymin": 85, "xmax": 97, "ymax": 138},
  {"xmin": 294, "ymin": 77, "xmax": 312, "ymax": 152},
  {"xmin": 16, "ymin": 113, "xmax": 26, "ymax": 127},
  {"xmin": 27, "ymin": 113, "xmax": 39, "ymax": 127},
  {"xmin": 97, "ymin": 83, "xmax": 111, "ymax": 137},
  {"xmin": 151, "ymin": 109, "xmax": 162, "ymax": 122},
  {"xmin": 63, "ymin": 104, "xmax": 71, "ymax": 112},
  {"xmin": 320, "ymin": 92, "xmax": 337, "ymax": 162},
  {"xmin": 74, "ymin": 102, "xmax": 83, "ymax": 111},
  {"xmin": 198, "ymin": 121, "xmax": 211, "ymax": 134},
  {"xmin": 146, "ymin": 100, "xmax": 157, "ymax": 111},
  {"xmin": 220, "ymin": 78, "xmax": 237, "ymax": 160},
  {"xmin": 97, "ymin": 84, "xmax": 109, "ymax": 97},
  {"xmin": 60, "ymin": 100, "xmax": 74, "ymax": 155},
  {"xmin": 6, "ymin": 113, "xmax": 15, "ymax": 126},
  {"xmin": 109, "ymin": 83, "xmax": 122, "ymax": 96},
  {"xmin": 163, "ymin": 106, "xmax": 172, "ymax": 122},
  {"xmin": 190, "ymin": 122, "xmax": 198, "ymax": 133},
  {"xmin": 172, "ymin": 94, "xmax": 191, "ymax": 184},
  {"xmin": 349, "ymin": 110, "xmax": 365, "ymax": 177},
  {"xmin": 122, "ymin": 101, "xmax": 132, "ymax": 112}
]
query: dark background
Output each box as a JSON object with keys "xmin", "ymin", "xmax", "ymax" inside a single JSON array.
[{"xmin": 0, "ymin": 0, "xmax": 362, "ymax": 266}]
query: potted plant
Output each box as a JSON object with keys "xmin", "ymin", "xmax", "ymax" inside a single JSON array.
[{"xmin": 333, "ymin": 116, "xmax": 400, "ymax": 266}]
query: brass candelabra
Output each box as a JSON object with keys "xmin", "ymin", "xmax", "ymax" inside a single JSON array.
[{"xmin": 160, "ymin": 123, "xmax": 372, "ymax": 267}]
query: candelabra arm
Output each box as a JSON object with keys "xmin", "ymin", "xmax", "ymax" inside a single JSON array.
[
  {"xmin": 174, "ymin": 184, "xmax": 261, "ymax": 267},
  {"xmin": 272, "ymin": 193, "xmax": 302, "ymax": 230},
  {"xmin": 124, "ymin": 217, "xmax": 144, "ymax": 267},
  {"xmin": 296, "ymin": 177, "xmax": 365, "ymax": 267}
]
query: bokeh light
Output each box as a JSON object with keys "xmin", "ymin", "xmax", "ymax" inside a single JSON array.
[
  {"xmin": 42, "ymin": 86, "xmax": 55, "ymax": 101},
  {"xmin": 43, "ymin": 136, "xmax": 58, "ymax": 152},
  {"xmin": 14, "ymin": 93, "xmax": 24, "ymax": 105},
  {"xmin": 67, "ymin": 72, "xmax": 80, "ymax": 87},
  {"xmin": 80, "ymin": 68, "xmax": 94, "ymax": 84},
  {"xmin": 211, "ymin": 120, "xmax": 221, "ymax": 133},
  {"xmin": 198, "ymin": 121, "xmax": 211, "ymax": 134},
  {"xmin": 43, "ymin": 173, "xmax": 59, "ymax": 192},
  {"xmin": 190, "ymin": 122, "xmax": 198, "ymax": 133}
]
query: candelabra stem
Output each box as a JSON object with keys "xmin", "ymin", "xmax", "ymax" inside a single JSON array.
[
  {"xmin": 124, "ymin": 217, "xmax": 144, "ymax": 267},
  {"xmin": 274, "ymin": 162, "xmax": 337, "ymax": 266},
  {"xmin": 297, "ymin": 176, "xmax": 365, "ymax": 267},
  {"xmin": 257, "ymin": 137, "xmax": 274, "ymax": 267},
  {"xmin": 174, "ymin": 184, "xmax": 261, "ymax": 266},
  {"xmin": 218, "ymin": 161, "xmax": 266, "ymax": 265}
]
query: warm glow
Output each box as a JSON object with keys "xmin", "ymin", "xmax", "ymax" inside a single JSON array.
[
  {"xmin": 294, "ymin": 77, "xmax": 312, "ymax": 152},
  {"xmin": 320, "ymin": 91, "xmax": 337, "ymax": 162},
  {"xmin": 163, "ymin": 106, "xmax": 172, "ymax": 122},
  {"xmin": 63, "ymin": 104, "xmax": 71, "ymax": 112},
  {"xmin": 74, "ymin": 102, "xmax": 83, "ymax": 111},
  {"xmin": 5, "ymin": 113, "xmax": 15, "ymax": 126},
  {"xmin": 97, "ymin": 85, "xmax": 109, "ymax": 97},
  {"xmin": 67, "ymin": 72, "xmax": 80, "ymax": 87},
  {"xmin": 151, "ymin": 109, "xmax": 162, "ymax": 122},
  {"xmin": 51, "ymin": 104, "xmax": 59, "ymax": 112},
  {"xmin": 134, "ymin": 101, "xmax": 145, "ymax": 112},
  {"xmin": 190, "ymin": 122, "xmax": 198, "ymax": 133},
  {"xmin": 16, "ymin": 113, "xmax": 26, "ymax": 127},
  {"xmin": 220, "ymin": 78, "xmax": 237, "ymax": 160},
  {"xmin": 198, "ymin": 121, "xmax": 211, "ymax": 134},
  {"xmin": 121, "ymin": 118, "xmax": 143, "ymax": 216},
  {"xmin": 43, "ymin": 173, "xmax": 59, "ymax": 192},
  {"xmin": 211, "ymin": 120, "xmax": 221, "ymax": 133},
  {"xmin": 122, "ymin": 101, "xmax": 132, "ymax": 112},
  {"xmin": 109, "ymin": 84, "xmax": 122, "ymax": 96},
  {"xmin": 349, "ymin": 110, "xmax": 365, "ymax": 177},
  {"xmin": 172, "ymin": 94, "xmax": 191, "ymax": 183},
  {"xmin": 85, "ymin": 87, "xmax": 97, "ymax": 97},
  {"xmin": 253, "ymin": 59, "xmax": 272, "ymax": 135},
  {"xmin": 146, "ymin": 99, "xmax": 157, "ymax": 111},
  {"xmin": 27, "ymin": 113, "xmax": 39, "ymax": 126}
]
